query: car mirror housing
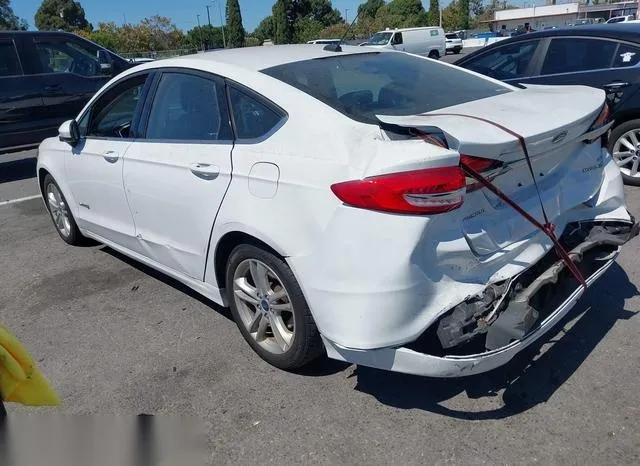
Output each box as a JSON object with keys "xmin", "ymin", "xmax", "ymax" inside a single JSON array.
[
  {"xmin": 97, "ymin": 50, "xmax": 115, "ymax": 75},
  {"xmin": 58, "ymin": 120, "xmax": 79, "ymax": 146}
]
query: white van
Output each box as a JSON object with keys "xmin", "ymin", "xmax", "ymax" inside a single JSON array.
[{"xmin": 364, "ymin": 27, "xmax": 446, "ymax": 58}]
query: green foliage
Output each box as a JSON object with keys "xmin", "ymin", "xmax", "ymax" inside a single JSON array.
[
  {"xmin": 273, "ymin": 0, "xmax": 295, "ymax": 44},
  {"xmin": 226, "ymin": 0, "xmax": 245, "ymax": 48},
  {"xmin": 245, "ymin": 35, "xmax": 261, "ymax": 47},
  {"xmin": 427, "ymin": 0, "xmax": 440, "ymax": 26},
  {"xmin": 186, "ymin": 25, "xmax": 224, "ymax": 50},
  {"xmin": 253, "ymin": 15, "xmax": 275, "ymax": 41},
  {"xmin": 264, "ymin": 0, "xmax": 344, "ymax": 44},
  {"xmin": 357, "ymin": 0, "xmax": 384, "ymax": 20},
  {"xmin": 295, "ymin": 17, "xmax": 324, "ymax": 42},
  {"xmin": 458, "ymin": 0, "xmax": 470, "ymax": 29},
  {"xmin": 0, "ymin": 0, "xmax": 28, "ymax": 30},
  {"xmin": 35, "ymin": 0, "xmax": 90, "ymax": 31}
]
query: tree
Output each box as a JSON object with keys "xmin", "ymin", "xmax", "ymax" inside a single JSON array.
[
  {"xmin": 245, "ymin": 35, "xmax": 261, "ymax": 47},
  {"xmin": 35, "ymin": 0, "xmax": 90, "ymax": 31},
  {"xmin": 85, "ymin": 22, "xmax": 121, "ymax": 51},
  {"xmin": 273, "ymin": 0, "xmax": 295, "ymax": 44},
  {"xmin": 319, "ymin": 22, "xmax": 354, "ymax": 40},
  {"xmin": 387, "ymin": 0, "xmax": 425, "ymax": 17},
  {"xmin": 253, "ymin": 15, "xmax": 275, "ymax": 42},
  {"xmin": 470, "ymin": 0, "xmax": 485, "ymax": 16},
  {"xmin": 458, "ymin": 0, "xmax": 469, "ymax": 29},
  {"xmin": 226, "ymin": 0, "xmax": 245, "ymax": 47},
  {"xmin": 441, "ymin": 0, "xmax": 462, "ymax": 30},
  {"xmin": 427, "ymin": 0, "xmax": 440, "ymax": 26},
  {"xmin": 309, "ymin": 0, "xmax": 342, "ymax": 26},
  {"xmin": 295, "ymin": 17, "xmax": 324, "ymax": 42},
  {"xmin": 186, "ymin": 25, "xmax": 224, "ymax": 50},
  {"xmin": 0, "ymin": 0, "xmax": 28, "ymax": 30},
  {"xmin": 357, "ymin": 0, "xmax": 384, "ymax": 20}
]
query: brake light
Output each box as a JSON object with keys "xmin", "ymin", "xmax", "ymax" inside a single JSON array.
[
  {"xmin": 589, "ymin": 103, "xmax": 611, "ymax": 131},
  {"xmin": 330, "ymin": 167, "xmax": 465, "ymax": 215}
]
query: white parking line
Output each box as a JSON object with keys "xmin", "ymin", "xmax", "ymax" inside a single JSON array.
[{"xmin": 0, "ymin": 194, "xmax": 42, "ymax": 207}]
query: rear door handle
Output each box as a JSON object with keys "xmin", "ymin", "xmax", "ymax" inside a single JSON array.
[
  {"xmin": 603, "ymin": 81, "xmax": 630, "ymax": 92},
  {"xmin": 189, "ymin": 163, "xmax": 220, "ymax": 180},
  {"xmin": 103, "ymin": 151, "xmax": 119, "ymax": 163},
  {"xmin": 43, "ymin": 84, "xmax": 62, "ymax": 94}
]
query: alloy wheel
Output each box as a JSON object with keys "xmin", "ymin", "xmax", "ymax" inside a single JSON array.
[
  {"xmin": 612, "ymin": 128, "xmax": 640, "ymax": 178},
  {"xmin": 46, "ymin": 183, "xmax": 72, "ymax": 238},
  {"xmin": 232, "ymin": 259, "xmax": 296, "ymax": 354}
]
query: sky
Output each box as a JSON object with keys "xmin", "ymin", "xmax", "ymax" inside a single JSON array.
[{"xmin": 12, "ymin": 0, "xmax": 380, "ymax": 33}]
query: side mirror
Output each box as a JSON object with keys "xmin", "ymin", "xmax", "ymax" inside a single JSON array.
[
  {"xmin": 97, "ymin": 49, "xmax": 114, "ymax": 74},
  {"xmin": 59, "ymin": 120, "xmax": 80, "ymax": 146}
]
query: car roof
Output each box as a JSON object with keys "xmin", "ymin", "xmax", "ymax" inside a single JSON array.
[
  {"xmin": 0, "ymin": 30, "xmax": 77, "ymax": 37},
  {"xmin": 146, "ymin": 44, "xmax": 382, "ymax": 72},
  {"xmin": 456, "ymin": 24, "xmax": 640, "ymax": 64}
]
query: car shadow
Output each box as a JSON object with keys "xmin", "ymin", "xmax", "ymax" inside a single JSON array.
[
  {"xmin": 352, "ymin": 263, "xmax": 638, "ymax": 419},
  {"xmin": 0, "ymin": 157, "xmax": 36, "ymax": 184},
  {"xmin": 99, "ymin": 246, "xmax": 233, "ymax": 322}
]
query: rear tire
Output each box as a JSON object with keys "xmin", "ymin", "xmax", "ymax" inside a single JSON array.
[
  {"xmin": 608, "ymin": 119, "xmax": 640, "ymax": 186},
  {"xmin": 226, "ymin": 244, "xmax": 323, "ymax": 371},
  {"xmin": 42, "ymin": 174, "xmax": 85, "ymax": 245},
  {"xmin": 428, "ymin": 50, "xmax": 440, "ymax": 59},
  {"xmin": 454, "ymin": 48, "xmax": 462, "ymax": 54}
]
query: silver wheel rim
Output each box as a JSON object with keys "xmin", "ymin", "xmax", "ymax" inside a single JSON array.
[
  {"xmin": 232, "ymin": 259, "xmax": 295, "ymax": 354},
  {"xmin": 46, "ymin": 183, "xmax": 72, "ymax": 238},
  {"xmin": 612, "ymin": 129, "xmax": 640, "ymax": 178}
]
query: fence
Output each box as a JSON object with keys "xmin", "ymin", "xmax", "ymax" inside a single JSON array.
[{"xmin": 119, "ymin": 48, "xmax": 197, "ymax": 60}]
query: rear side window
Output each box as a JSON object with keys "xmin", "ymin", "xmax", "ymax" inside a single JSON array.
[
  {"xmin": 613, "ymin": 43, "xmax": 640, "ymax": 67},
  {"xmin": 0, "ymin": 41, "xmax": 21, "ymax": 77},
  {"xmin": 229, "ymin": 87, "xmax": 284, "ymax": 140},
  {"xmin": 146, "ymin": 72, "xmax": 232, "ymax": 141},
  {"xmin": 463, "ymin": 40, "xmax": 539, "ymax": 80},
  {"xmin": 262, "ymin": 52, "xmax": 510, "ymax": 124},
  {"xmin": 541, "ymin": 38, "xmax": 616, "ymax": 75}
]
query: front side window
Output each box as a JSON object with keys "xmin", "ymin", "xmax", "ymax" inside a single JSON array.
[
  {"xmin": 87, "ymin": 74, "xmax": 148, "ymax": 138},
  {"xmin": 541, "ymin": 38, "xmax": 616, "ymax": 75},
  {"xmin": 262, "ymin": 52, "xmax": 511, "ymax": 124},
  {"xmin": 463, "ymin": 40, "xmax": 539, "ymax": 80},
  {"xmin": 368, "ymin": 32, "xmax": 393, "ymax": 46},
  {"xmin": 392, "ymin": 33, "xmax": 403, "ymax": 45},
  {"xmin": 0, "ymin": 41, "xmax": 21, "ymax": 77},
  {"xmin": 35, "ymin": 39, "xmax": 106, "ymax": 77},
  {"xmin": 229, "ymin": 87, "xmax": 284, "ymax": 140},
  {"xmin": 145, "ymin": 72, "xmax": 232, "ymax": 141}
]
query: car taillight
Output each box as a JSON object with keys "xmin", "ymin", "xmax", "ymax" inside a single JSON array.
[
  {"xmin": 589, "ymin": 103, "xmax": 611, "ymax": 131},
  {"xmin": 330, "ymin": 166, "xmax": 465, "ymax": 215},
  {"xmin": 459, "ymin": 155, "xmax": 505, "ymax": 192}
]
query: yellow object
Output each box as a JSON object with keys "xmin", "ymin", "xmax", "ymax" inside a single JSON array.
[{"xmin": 0, "ymin": 326, "xmax": 60, "ymax": 406}]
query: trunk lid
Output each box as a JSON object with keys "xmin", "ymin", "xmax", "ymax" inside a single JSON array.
[{"xmin": 377, "ymin": 84, "xmax": 609, "ymax": 256}]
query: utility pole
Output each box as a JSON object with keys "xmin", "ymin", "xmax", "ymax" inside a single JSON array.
[
  {"xmin": 196, "ymin": 14, "xmax": 204, "ymax": 51},
  {"xmin": 345, "ymin": 8, "xmax": 349, "ymax": 23},
  {"xmin": 212, "ymin": 0, "xmax": 226, "ymax": 48},
  {"xmin": 205, "ymin": 5, "xmax": 212, "ymax": 27}
]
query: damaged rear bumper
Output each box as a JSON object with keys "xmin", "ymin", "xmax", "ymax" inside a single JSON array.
[{"xmin": 323, "ymin": 220, "xmax": 638, "ymax": 377}]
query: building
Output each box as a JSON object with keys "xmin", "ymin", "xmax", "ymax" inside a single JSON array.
[{"xmin": 490, "ymin": 1, "xmax": 639, "ymax": 33}]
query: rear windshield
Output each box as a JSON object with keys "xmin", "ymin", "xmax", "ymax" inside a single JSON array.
[
  {"xmin": 445, "ymin": 34, "xmax": 459, "ymax": 39},
  {"xmin": 262, "ymin": 52, "xmax": 511, "ymax": 124}
]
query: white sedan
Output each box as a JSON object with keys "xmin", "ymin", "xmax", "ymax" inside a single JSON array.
[{"xmin": 37, "ymin": 45, "xmax": 637, "ymax": 377}]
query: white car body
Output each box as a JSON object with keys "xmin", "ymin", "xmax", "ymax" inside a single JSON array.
[
  {"xmin": 606, "ymin": 15, "xmax": 636, "ymax": 23},
  {"xmin": 365, "ymin": 27, "xmax": 446, "ymax": 58},
  {"xmin": 445, "ymin": 33, "xmax": 463, "ymax": 54},
  {"xmin": 37, "ymin": 45, "xmax": 636, "ymax": 377}
]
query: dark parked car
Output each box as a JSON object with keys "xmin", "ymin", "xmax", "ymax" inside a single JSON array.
[
  {"xmin": 0, "ymin": 31, "xmax": 131, "ymax": 154},
  {"xmin": 455, "ymin": 24, "xmax": 640, "ymax": 185}
]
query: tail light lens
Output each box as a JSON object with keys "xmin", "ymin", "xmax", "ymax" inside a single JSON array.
[
  {"xmin": 460, "ymin": 154, "xmax": 506, "ymax": 192},
  {"xmin": 589, "ymin": 103, "xmax": 611, "ymax": 131},
  {"xmin": 331, "ymin": 167, "xmax": 465, "ymax": 215}
]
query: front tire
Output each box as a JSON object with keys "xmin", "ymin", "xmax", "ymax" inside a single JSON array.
[
  {"xmin": 43, "ymin": 174, "xmax": 85, "ymax": 245},
  {"xmin": 608, "ymin": 119, "xmax": 640, "ymax": 186},
  {"xmin": 226, "ymin": 244, "xmax": 323, "ymax": 370}
]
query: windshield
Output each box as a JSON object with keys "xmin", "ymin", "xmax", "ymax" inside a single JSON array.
[
  {"xmin": 262, "ymin": 52, "xmax": 511, "ymax": 124},
  {"xmin": 368, "ymin": 32, "xmax": 393, "ymax": 46},
  {"xmin": 607, "ymin": 17, "xmax": 625, "ymax": 23}
]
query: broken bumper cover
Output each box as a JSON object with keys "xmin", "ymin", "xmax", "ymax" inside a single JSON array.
[{"xmin": 323, "ymin": 220, "xmax": 639, "ymax": 378}]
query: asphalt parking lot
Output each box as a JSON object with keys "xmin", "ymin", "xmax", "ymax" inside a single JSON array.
[{"xmin": 3, "ymin": 140, "xmax": 640, "ymax": 463}]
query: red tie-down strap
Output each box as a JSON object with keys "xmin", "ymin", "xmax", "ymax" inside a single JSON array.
[{"xmin": 416, "ymin": 113, "xmax": 588, "ymax": 289}]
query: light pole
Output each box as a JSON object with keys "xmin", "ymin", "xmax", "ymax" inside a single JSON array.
[
  {"xmin": 345, "ymin": 8, "xmax": 349, "ymax": 23},
  {"xmin": 206, "ymin": 5, "xmax": 212, "ymax": 27},
  {"xmin": 196, "ymin": 14, "xmax": 204, "ymax": 51},
  {"xmin": 211, "ymin": 0, "xmax": 226, "ymax": 48}
]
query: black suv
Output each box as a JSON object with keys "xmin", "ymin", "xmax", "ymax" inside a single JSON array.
[{"xmin": 1, "ymin": 31, "xmax": 131, "ymax": 153}]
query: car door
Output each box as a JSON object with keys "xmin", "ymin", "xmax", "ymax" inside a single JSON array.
[
  {"xmin": 65, "ymin": 72, "xmax": 151, "ymax": 249},
  {"xmin": 26, "ymin": 34, "xmax": 112, "ymax": 129},
  {"xmin": 459, "ymin": 38, "xmax": 544, "ymax": 83},
  {"xmin": 122, "ymin": 70, "xmax": 234, "ymax": 280},
  {"xmin": 0, "ymin": 36, "xmax": 46, "ymax": 151}
]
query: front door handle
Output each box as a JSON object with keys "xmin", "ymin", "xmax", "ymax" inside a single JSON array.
[
  {"xmin": 603, "ymin": 81, "xmax": 630, "ymax": 92},
  {"xmin": 189, "ymin": 163, "xmax": 220, "ymax": 180},
  {"xmin": 103, "ymin": 151, "xmax": 119, "ymax": 163}
]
